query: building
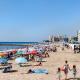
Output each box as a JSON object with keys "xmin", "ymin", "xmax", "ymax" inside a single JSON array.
[
  {"xmin": 48, "ymin": 35, "xmax": 53, "ymax": 42},
  {"xmin": 77, "ymin": 30, "xmax": 80, "ymax": 42}
]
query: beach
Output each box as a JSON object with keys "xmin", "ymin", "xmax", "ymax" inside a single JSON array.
[
  {"xmin": 0, "ymin": 44, "xmax": 80, "ymax": 80},
  {"xmin": 0, "ymin": 0, "xmax": 80, "ymax": 80}
]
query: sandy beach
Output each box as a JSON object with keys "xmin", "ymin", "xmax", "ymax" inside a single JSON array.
[
  {"xmin": 0, "ymin": 45, "xmax": 80, "ymax": 80},
  {"xmin": 0, "ymin": 0, "xmax": 80, "ymax": 80}
]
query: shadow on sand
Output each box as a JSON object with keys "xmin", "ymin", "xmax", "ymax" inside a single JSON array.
[
  {"xmin": 37, "ymin": 61, "xmax": 47, "ymax": 62},
  {"xmin": 20, "ymin": 64, "xmax": 32, "ymax": 67},
  {"xmin": 3, "ymin": 70, "xmax": 18, "ymax": 73},
  {"xmin": 64, "ymin": 78, "xmax": 80, "ymax": 80}
]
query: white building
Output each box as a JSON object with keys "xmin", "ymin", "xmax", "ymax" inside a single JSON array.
[
  {"xmin": 49, "ymin": 35, "xmax": 54, "ymax": 42},
  {"xmin": 77, "ymin": 30, "xmax": 80, "ymax": 42}
]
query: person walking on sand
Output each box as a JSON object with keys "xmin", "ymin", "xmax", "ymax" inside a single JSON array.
[
  {"xmin": 63, "ymin": 60, "xmax": 70, "ymax": 79},
  {"xmin": 71, "ymin": 65, "xmax": 77, "ymax": 79},
  {"xmin": 57, "ymin": 67, "xmax": 62, "ymax": 80}
]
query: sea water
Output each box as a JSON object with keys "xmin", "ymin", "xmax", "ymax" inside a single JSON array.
[{"xmin": 0, "ymin": 42, "xmax": 38, "ymax": 51}]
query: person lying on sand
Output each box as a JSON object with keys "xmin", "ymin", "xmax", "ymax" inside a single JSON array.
[
  {"xmin": 27, "ymin": 69, "xmax": 34, "ymax": 73},
  {"xmin": 33, "ymin": 62, "xmax": 42, "ymax": 66}
]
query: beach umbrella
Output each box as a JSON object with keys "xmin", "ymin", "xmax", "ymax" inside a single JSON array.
[
  {"xmin": 16, "ymin": 50, "xmax": 24, "ymax": 55},
  {"xmin": 21, "ymin": 48, "xmax": 27, "ymax": 54},
  {"xmin": 10, "ymin": 49, "xmax": 17, "ymax": 54},
  {"xmin": 37, "ymin": 48, "xmax": 44, "ymax": 54},
  {"xmin": 27, "ymin": 50, "xmax": 38, "ymax": 55},
  {"xmin": 28, "ymin": 47, "xmax": 36, "ymax": 52},
  {"xmin": 15, "ymin": 57, "xmax": 27, "ymax": 64},
  {"xmin": 0, "ymin": 58, "xmax": 8, "ymax": 64},
  {"xmin": 16, "ymin": 48, "xmax": 27, "ymax": 55},
  {"xmin": 0, "ymin": 52, "xmax": 7, "ymax": 56}
]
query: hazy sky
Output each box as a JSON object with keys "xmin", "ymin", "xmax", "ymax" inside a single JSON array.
[{"xmin": 0, "ymin": 0, "xmax": 80, "ymax": 42}]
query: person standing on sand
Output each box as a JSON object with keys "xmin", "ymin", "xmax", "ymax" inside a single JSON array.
[
  {"xmin": 71, "ymin": 65, "xmax": 77, "ymax": 79},
  {"xmin": 63, "ymin": 60, "xmax": 70, "ymax": 79},
  {"xmin": 44, "ymin": 49, "xmax": 49, "ymax": 57},
  {"xmin": 57, "ymin": 67, "xmax": 62, "ymax": 80}
]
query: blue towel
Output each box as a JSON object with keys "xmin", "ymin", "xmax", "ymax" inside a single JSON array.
[{"xmin": 32, "ymin": 69, "xmax": 48, "ymax": 74}]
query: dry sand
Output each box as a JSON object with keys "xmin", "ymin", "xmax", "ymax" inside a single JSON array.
[{"xmin": 0, "ymin": 46, "xmax": 80, "ymax": 80}]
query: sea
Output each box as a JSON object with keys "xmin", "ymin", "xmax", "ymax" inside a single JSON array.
[{"xmin": 0, "ymin": 42, "xmax": 38, "ymax": 51}]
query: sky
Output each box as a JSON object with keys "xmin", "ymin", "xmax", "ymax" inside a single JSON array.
[{"xmin": 0, "ymin": 0, "xmax": 80, "ymax": 42}]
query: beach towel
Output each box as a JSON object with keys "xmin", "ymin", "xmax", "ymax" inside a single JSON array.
[{"xmin": 32, "ymin": 69, "xmax": 48, "ymax": 74}]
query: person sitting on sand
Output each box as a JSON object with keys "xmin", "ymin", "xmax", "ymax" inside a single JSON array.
[
  {"xmin": 57, "ymin": 67, "xmax": 62, "ymax": 80},
  {"xmin": 63, "ymin": 60, "xmax": 70, "ymax": 79},
  {"xmin": 39, "ymin": 62, "xmax": 42, "ymax": 66}
]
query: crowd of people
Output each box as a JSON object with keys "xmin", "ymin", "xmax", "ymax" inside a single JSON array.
[
  {"xmin": 0, "ymin": 43, "xmax": 80, "ymax": 80},
  {"xmin": 74, "ymin": 45, "xmax": 80, "ymax": 53}
]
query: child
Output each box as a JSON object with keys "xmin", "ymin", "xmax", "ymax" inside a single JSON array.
[
  {"xmin": 57, "ymin": 67, "xmax": 61, "ymax": 80},
  {"xmin": 72, "ymin": 65, "xmax": 77, "ymax": 79}
]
